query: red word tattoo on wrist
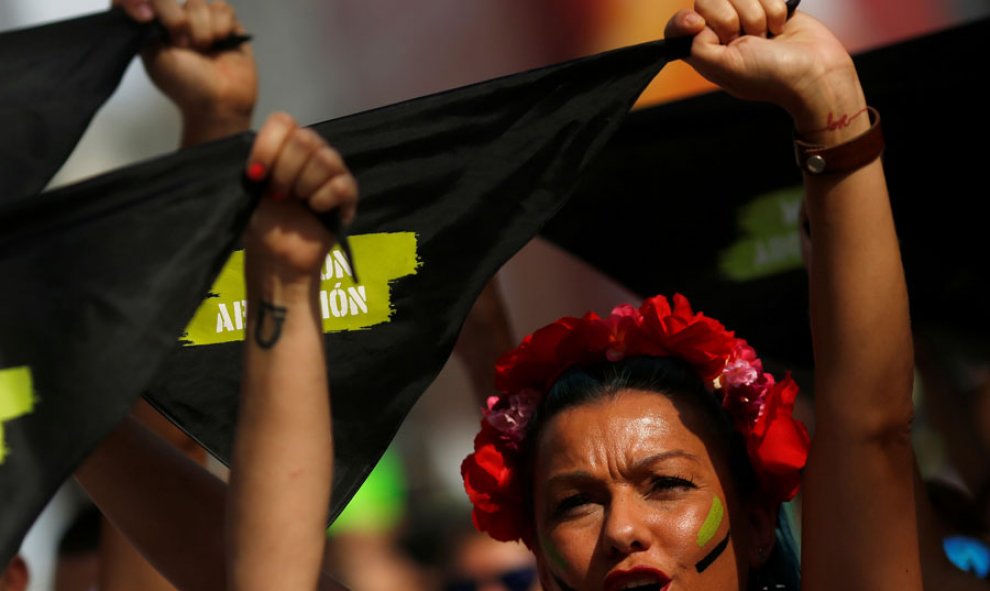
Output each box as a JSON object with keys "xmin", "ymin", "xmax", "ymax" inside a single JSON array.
[{"xmin": 811, "ymin": 107, "xmax": 869, "ymax": 133}]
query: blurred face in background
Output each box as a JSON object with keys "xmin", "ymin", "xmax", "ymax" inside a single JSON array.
[{"xmin": 446, "ymin": 531, "xmax": 540, "ymax": 591}]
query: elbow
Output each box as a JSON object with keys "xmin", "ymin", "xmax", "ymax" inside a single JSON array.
[{"xmin": 817, "ymin": 371, "xmax": 916, "ymax": 446}]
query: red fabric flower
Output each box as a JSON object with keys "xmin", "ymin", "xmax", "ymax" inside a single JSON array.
[
  {"xmin": 494, "ymin": 315, "xmax": 587, "ymax": 393},
  {"xmin": 636, "ymin": 295, "xmax": 736, "ymax": 380},
  {"xmin": 461, "ymin": 421, "xmax": 530, "ymax": 542},
  {"xmin": 746, "ymin": 375, "xmax": 809, "ymax": 502}
]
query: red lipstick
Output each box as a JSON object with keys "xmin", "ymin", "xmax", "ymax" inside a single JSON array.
[{"xmin": 603, "ymin": 566, "xmax": 672, "ymax": 591}]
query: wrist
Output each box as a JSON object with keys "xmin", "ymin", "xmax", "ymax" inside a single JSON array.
[
  {"xmin": 248, "ymin": 271, "xmax": 321, "ymax": 306},
  {"xmin": 788, "ymin": 67, "xmax": 869, "ymax": 145},
  {"xmin": 245, "ymin": 253, "xmax": 322, "ymax": 305},
  {"xmin": 180, "ymin": 108, "xmax": 253, "ymax": 147}
]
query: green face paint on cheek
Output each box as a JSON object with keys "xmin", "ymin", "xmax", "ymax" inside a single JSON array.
[{"xmin": 696, "ymin": 496, "xmax": 725, "ymax": 547}]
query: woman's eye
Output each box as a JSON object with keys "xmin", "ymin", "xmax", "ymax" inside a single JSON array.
[
  {"xmin": 649, "ymin": 475, "xmax": 696, "ymax": 493},
  {"xmin": 553, "ymin": 494, "xmax": 591, "ymax": 517}
]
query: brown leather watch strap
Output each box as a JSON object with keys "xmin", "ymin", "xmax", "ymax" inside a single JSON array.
[{"xmin": 794, "ymin": 107, "xmax": 884, "ymax": 175}]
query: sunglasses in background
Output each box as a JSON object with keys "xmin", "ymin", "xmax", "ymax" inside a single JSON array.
[
  {"xmin": 444, "ymin": 565, "xmax": 538, "ymax": 591},
  {"xmin": 944, "ymin": 535, "xmax": 990, "ymax": 579}
]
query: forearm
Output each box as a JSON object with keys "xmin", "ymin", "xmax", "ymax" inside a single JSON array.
[
  {"xmin": 226, "ymin": 266, "xmax": 332, "ymax": 591},
  {"xmin": 799, "ymin": 72, "xmax": 921, "ymax": 591},
  {"xmin": 454, "ymin": 279, "xmax": 515, "ymax": 407},
  {"xmin": 799, "ymin": 72, "xmax": 914, "ymax": 431},
  {"xmin": 76, "ymin": 417, "xmax": 228, "ymax": 591}
]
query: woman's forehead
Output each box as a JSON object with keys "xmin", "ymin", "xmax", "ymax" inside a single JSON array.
[{"xmin": 535, "ymin": 389, "xmax": 715, "ymax": 474}]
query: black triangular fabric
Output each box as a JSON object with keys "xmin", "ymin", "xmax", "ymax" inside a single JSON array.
[
  {"xmin": 542, "ymin": 16, "xmax": 990, "ymax": 369},
  {"xmin": 0, "ymin": 9, "xmax": 150, "ymax": 202},
  {"xmin": 0, "ymin": 36, "xmax": 688, "ymax": 565},
  {"xmin": 0, "ymin": 134, "xmax": 255, "ymax": 564}
]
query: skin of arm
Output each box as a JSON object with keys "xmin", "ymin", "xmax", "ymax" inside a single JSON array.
[
  {"xmin": 77, "ymin": 416, "xmax": 349, "ymax": 591},
  {"xmin": 76, "ymin": 416, "xmax": 228, "ymax": 591},
  {"xmin": 666, "ymin": 4, "xmax": 921, "ymax": 590},
  {"xmin": 453, "ymin": 278, "xmax": 516, "ymax": 408},
  {"xmin": 226, "ymin": 112, "xmax": 357, "ymax": 591}
]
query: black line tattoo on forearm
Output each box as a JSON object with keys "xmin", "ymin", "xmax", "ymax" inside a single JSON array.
[{"xmin": 254, "ymin": 300, "xmax": 287, "ymax": 349}]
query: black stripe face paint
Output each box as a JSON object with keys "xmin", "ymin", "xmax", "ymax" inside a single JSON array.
[{"xmin": 695, "ymin": 530, "xmax": 731, "ymax": 573}]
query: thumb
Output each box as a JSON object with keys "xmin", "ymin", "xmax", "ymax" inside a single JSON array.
[
  {"xmin": 664, "ymin": 9, "xmax": 706, "ymax": 39},
  {"xmin": 665, "ymin": 10, "xmax": 733, "ymax": 78},
  {"xmin": 685, "ymin": 24, "xmax": 728, "ymax": 70}
]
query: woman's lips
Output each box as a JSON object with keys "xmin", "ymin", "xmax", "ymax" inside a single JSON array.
[{"xmin": 603, "ymin": 566, "xmax": 672, "ymax": 591}]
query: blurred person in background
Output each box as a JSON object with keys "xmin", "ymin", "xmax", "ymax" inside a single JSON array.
[
  {"xmin": 913, "ymin": 334, "xmax": 990, "ymax": 590},
  {"xmin": 54, "ymin": 505, "xmax": 100, "ymax": 591},
  {"xmin": 444, "ymin": 528, "xmax": 540, "ymax": 591},
  {"xmin": 325, "ymin": 450, "xmax": 432, "ymax": 591},
  {"xmin": 0, "ymin": 557, "xmax": 28, "ymax": 591}
]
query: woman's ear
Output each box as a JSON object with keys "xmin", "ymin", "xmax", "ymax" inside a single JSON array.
[{"xmin": 746, "ymin": 500, "xmax": 778, "ymax": 569}]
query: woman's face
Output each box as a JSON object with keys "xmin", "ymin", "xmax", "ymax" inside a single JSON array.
[{"xmin": 532, "ymin": 389, "xmax": 764, "ymax": 591}]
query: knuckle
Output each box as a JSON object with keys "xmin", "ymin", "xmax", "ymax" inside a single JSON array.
[
  {"xmin": 317, "ymin": 146, "xmax": 344, "ymax": 169},
  {"xmin": 269, "ymin": 112, "xmax": 297, "ymax": 129},
  {"xmin": 333, "ymin": 175, "xmax": 359, "ymax": 203}
]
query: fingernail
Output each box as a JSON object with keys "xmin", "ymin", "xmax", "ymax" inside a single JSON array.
[
  {"xmin": 246, "ymin": 162, "xmax": 267, "ymax": 182},
  {"xmin": 270, "ymin": 190, "xmax": 287, "ymax": 202},
  {"xmin": 685, "ymin": 12, "xmax": 704, "ymax": 27}
]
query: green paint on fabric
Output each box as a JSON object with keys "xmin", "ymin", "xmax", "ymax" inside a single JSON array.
[
  {"xmin": 696, "ymin": 496, "xmax": 724, "ymax": 547},
  {"xmin": 182, "ymin": 232, "xmax": 421, "ymax": 346},
  {"xmin": 718, "ymin": 187, "xmax": 804, "ymax": 281},
  {"xmin": 541, "ymin": 534, "xmax": 569, "ymax": 573},
  {"xmin": 0, "ymin": 366, "xmax": 36, "ymax": 463}
]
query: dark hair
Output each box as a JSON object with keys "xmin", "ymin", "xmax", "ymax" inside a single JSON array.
[{"xmin": 526, "ymin": 356, "xmax": 801, "ymax": 591}]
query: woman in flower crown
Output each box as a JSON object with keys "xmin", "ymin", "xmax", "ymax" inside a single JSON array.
[{"xmin": 461, "ymin": 3, "xmax": 922, "ymax": 591}]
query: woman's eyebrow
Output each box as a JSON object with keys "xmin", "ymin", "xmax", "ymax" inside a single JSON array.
[
  {"xmin": 545, "ymin": 470, "xmax": 596, "ymax": 488},
  {"xmin": 632, "ymin": 450, "xmax": 702, "ymax": 471},
  {"xmin": 545, "ymin": 450, "xmax": 701, "ymax": 487}
]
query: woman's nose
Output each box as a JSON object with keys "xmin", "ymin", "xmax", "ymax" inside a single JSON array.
[{"xmin": 601, "ymin": 492, "xmax": 653, "ymax": 557}]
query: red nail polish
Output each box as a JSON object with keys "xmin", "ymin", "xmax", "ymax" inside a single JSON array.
[
  {"xmin": 246, "ymin": 162, "xmax": 266, "ymax": 182},
  {"xmin": 270, "ymin": 190, "xmax": 287, "ymax": 202}
]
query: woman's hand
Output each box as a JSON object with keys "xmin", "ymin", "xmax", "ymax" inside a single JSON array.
[
  {"xmin": 243, "ymin": 113, "xmax": 359, "ymax": 292},
  {"xmin": 664, "ymin": 2, "xmax": 866, "ymax": 139},
  {"xmin": 116, "ymin": 0, "xmax": 258, "ymax": 144}
]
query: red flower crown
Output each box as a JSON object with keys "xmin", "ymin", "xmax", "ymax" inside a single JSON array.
[{"xmin": 460, "ymin": 294, "xmax": 810, "ymax": 545}]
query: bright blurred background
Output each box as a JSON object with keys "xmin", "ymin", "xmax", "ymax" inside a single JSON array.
[{"xmin": 3, "ymin": 1, "xmax": 989, "ymax": 589}]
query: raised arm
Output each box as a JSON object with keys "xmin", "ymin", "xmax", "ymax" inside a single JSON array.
[
  {"xmin": 80, "ymin": 3, "xmax": 256, "ymax": 590},
  {"xmin": 79, "ymin": 3, "xmax": 350, "ymax": 589},
  {"xmin": 224, "ymin": 113, "xmax": 356, "ymax": 591},
  {"xmin": 665, "ymin": 5, "xmax": 919, "ymax": 591}
]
